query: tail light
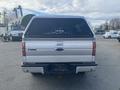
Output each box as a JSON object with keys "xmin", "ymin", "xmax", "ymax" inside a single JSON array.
[
  {"xmin": 22, "ymin": 42, "xmax": 26, "ymax": 56},
  {"xmin": 92, "ymin": 41, "xmax": 96, "ymax": 56}
]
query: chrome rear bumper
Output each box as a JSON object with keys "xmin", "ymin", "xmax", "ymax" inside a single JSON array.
[{"xmin": 21, "ymin": 62, "xmax": 97, "ymax": 74}]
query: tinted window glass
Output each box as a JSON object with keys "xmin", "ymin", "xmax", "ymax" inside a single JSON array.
[{"xmin": 25, "ymin": 18, "xmax": 94, "ymax": 38}]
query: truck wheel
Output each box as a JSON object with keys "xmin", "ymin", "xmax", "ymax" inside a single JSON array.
[
  {"xmin": 31, "ymin": 73, "xmax": 42, "ymax": 76},
  {"xmin": 77, "ymin": 72, "xmax": 86, "ymax": 76},
  {"xmin": 1, "ymin": 36, "xmax": 7, "ymax": 42},
  {"xmin": 108, "ymin": 36, "xmax": 111, "ymax": 39}
]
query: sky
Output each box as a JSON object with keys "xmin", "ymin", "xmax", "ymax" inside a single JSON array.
[{"xmin": 0, "ymin": 0, "xmax": 120, "ymax": 26}]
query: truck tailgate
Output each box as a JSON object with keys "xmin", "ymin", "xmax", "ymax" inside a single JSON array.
[{"xmin": 23, "ymin": 40, "xmax": 94, "ymax": 63}]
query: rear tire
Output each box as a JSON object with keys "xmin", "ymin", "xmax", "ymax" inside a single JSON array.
[
  {"xmin": 1, "ymin": 36, "xmax": 8, "ymax": 42},
  {"xmin": 31, "ymin": 73, "xmax": 43, "ymax": 76},
  {"xmin": 77, "ymin": 72, "xmax": 86, "ymax": 76},
  {"xmin": 108, "ymin": 36, "xmax": 111, "ymax": 39}
]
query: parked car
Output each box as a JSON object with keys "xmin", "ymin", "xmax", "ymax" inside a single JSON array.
[
  {"xmin": 8, "ymin": 24, "xmax": 24, "ymax": 41},
  {"xmin": 21, "ymin": 15, "xmax": 97, "ymax": 75},
  {"xmin": 117, "ymin": 31, "xmax": 120, "ymax": 42},
  {"xmin": 103, "ymin": 31, "xmax": 118, "ymax": 39}
]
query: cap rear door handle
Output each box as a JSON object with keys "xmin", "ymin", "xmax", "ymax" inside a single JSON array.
[
  {"xmin": 28, "ymin": 48, "xmax": 37, "ymax": 51},
  {"xmin": 56, "ymin": 48, "xmax": 64, "ymax": 51}
]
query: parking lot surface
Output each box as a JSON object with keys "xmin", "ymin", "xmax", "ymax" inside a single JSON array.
[{"xmin": 0, "ymin": 37, "xmax": 120, "ymax": 90}]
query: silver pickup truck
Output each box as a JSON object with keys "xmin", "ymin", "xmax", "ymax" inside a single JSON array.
[{"xmin": 21, "ymin": 15, "xmax": 97, "ymax": 75}]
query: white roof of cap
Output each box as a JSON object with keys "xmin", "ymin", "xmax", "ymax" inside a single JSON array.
[{"xmin": 32, "ymin": 14, "xmax": 85, "ymax": 19}]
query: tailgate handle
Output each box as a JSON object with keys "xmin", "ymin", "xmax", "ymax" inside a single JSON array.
[
  {"xmin": 56, "ymin": 48, "xmax": 64, "ymax": 51},
  {"xmin": 28, "ymin": 48, "xmax": 37, "ymax": 51}
]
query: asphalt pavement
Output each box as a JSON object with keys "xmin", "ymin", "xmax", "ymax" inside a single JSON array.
[{"xmin": 0, "ymin": 36, "xmax": 120, "ymax": 90}]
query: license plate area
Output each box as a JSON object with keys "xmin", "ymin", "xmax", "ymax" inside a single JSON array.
[{"xmin": 44, "ymin": 64, "xmax": 76, "ymax": 74}]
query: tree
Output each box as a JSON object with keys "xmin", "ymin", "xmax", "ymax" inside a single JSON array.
[
  {"xmin": 98, "ymin": 18, "xmax": 120, "ymax": 31},
  {"xmin": 109, "ymin": 18, "xmax": 120, "ymax": 30}
]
